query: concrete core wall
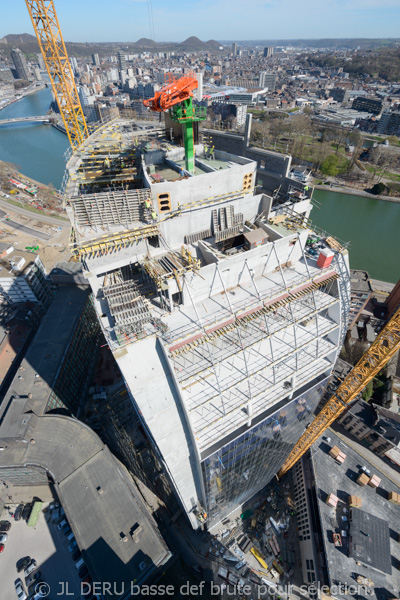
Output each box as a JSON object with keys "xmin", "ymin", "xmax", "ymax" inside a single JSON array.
[{"xmin": 201, "ymin": 127, "xmax": 292, "ymax": 194}]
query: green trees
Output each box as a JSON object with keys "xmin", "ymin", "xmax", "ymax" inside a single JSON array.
[
  {"xmin": 301, "ymin": 47, "xmax": 400, "ymax": 82},
  {"xmin": 320, "ymin": 154, "xmax": 350, "ymax": 176},
  {"xmin": 362, "ymin": 380, "xmax": 374, "ymax": 402},
  {"xmin": 370, "ymin": 182, "xmax": 388, "ymax": 195}
]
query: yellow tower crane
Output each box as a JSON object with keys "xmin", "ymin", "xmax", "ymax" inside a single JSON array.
[
  {"xmin": 26, "ymin": 0, "xmax": 88, "ymax": 151},
  {"xmin": 277, "ymin": 306, "xmax": 400, "ymax": 478}
]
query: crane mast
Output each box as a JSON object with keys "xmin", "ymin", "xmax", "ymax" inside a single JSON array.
[
  {"xmin": 26, "ymin": 0, "xmax": 88, "ymax": 152},
  {"xmin": 277, "ymin": 306, "xmax": 400, "ymax": 478}
]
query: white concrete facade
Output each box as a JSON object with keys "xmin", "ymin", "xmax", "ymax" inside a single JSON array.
[{"xmin": 66, "ymin": 120, "xmax": 351, "ymax": 528}]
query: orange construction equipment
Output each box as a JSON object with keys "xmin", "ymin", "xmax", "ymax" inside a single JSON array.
[
  {"xmin": 143, "ymin": 73, "xmax": 206, "ymax": 173},
  {"xmin": 143, "ymin": 73, "xmax": 199, "ymax": 113}
]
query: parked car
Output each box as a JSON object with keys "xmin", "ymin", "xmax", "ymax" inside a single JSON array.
[
  {"xmin": 0, "ymin": 543, "xmax": 4, "ymax": 553},
  {"xmin": 22, "ymin": 503, "xmax": 33, "ymax": 522},
  {"xmin": 29, "ymin": 593, "xmax": 46, "ymax": 600},
  {"xmin": 24, "ymin": 561, "xmax": 38, "ymax": 577},
  {"xmin": 25, "ymin": 570, "xmax": 41, "ymax": 587},
  {"xmin": 0, "ymin": 533, "xmax": 8, "ymax": 543},
  {"xmin": 57, "ymin": 519, "xmax": 67, "ymax": 531},
  {"xmin": 71, "ymin": 548, "xmax": 81, "ymax": 562},
  {"xmin": 78, "ymin": 565, "xmax": 89, "ymax": 579},
  {"xmin": 14, "ymin": 505, "xmax": 24, "ymax": 521},
  {"xmin": 27, "ymin": 580, "xmax": 44, "ymax": 597},
  {"xmin": 62, "ymin": 524, "xmax": 72, "ymax": 536},
  {"xmin": 0, "ymin": 520, "xmax": 11, "ymax": 532},
  {"xmin": 14, "ymin": 578, "xmax": 27, "ymax": 600},
  {"xmin": 17, "ymin": 557, "xmax": 34, "ymax": 572}
]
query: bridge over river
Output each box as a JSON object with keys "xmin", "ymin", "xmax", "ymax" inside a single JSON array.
[{"xmin": 0, "ymin": 115, "xmax": 54, "ymax": 126}]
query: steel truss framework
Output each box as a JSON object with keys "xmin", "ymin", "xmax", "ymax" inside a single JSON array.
[
  {"xmin": 278, "ymin": 306, "xmax": 400, "ymax": 477},
  {"xmin": 26, "ymin": 0, "xmax": 88, "ymax": 151},
  {"xmin": 169, "ymin": 238, "xmax": 343, "ymax": 451}
]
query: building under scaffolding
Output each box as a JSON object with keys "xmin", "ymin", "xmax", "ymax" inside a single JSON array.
[{"xmin": 65, "ymin": 118, "xmax": 351, "ymax": 529}]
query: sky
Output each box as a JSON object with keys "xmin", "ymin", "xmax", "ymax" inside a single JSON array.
[{"xmin": 1, "ymin": 0, "xmax": 400, "ymax": 43}]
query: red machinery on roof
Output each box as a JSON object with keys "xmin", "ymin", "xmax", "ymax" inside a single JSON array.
[
  {"xmin": 143, "ymin": 73, "xmax": 199, "ymax": 112},
  {"xmin": 143, "ymin": 73, "xmax": 206, "ymax": 173}
]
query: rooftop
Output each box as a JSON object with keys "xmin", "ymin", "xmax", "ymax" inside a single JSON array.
[
  {"xmin": 0, "ymin": 286, "xmax": 89, "ymax": 421},
  {"xmin": 0, "ymin": 248, "xmax": 39, "ymax": 279},
  {"xmin": 349, "ymin": 508, "xmax": 391, "ymax": 575},
  {"xmin": 311, "ymin": 430, "xmax": 400, "ymax": 598},
  {"xmin": 0, "ymin": 413, "xmax": 171, "ymax": 595},
  {"xmin": 0, "ymin": 285, "xmax": 171, "ymax": 595}
]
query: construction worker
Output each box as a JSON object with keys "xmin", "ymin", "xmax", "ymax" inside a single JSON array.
[
  {"xmin": 151, "ymin": 210, "xmax": 157, "ymax": 222},
  {"xmin": 104, "ymin": 157, "xmax": 110, "ymax": 169},
  {"xmin": 145, "ymin": 198, "xmax": 152, "ymax": 210}
]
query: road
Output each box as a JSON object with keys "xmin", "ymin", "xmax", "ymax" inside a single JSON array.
[
  {"xmin": 2, "ymin": 218, "xmax": 51, "ymax": 241},
  {"xmin": 0, "ymin": 197, "xmax": 68, "ymax": 226},
  {"xmin": 0, "ymin": 207, "xmax": 53, "ymax": 240}
]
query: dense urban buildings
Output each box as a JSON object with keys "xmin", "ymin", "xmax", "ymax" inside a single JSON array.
[
  {"xmin": 10, "ymin": 47, "xmax": 30, "ymax": 81},
  {"xmin": 0, "ymin": 245, "xmax": 54, "ymax": 308},
  {"xmin": 378, "ymin": 109, "xmax": 400, "ymax": 135}
]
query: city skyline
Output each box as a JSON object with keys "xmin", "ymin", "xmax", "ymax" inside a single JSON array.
[{"xmin": 1, "ymin": 0, "xmax": 400, "ymax": 43}]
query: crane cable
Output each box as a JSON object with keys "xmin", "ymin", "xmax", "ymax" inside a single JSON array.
[{"xmin": 147, "ymin": 0, "xmax": 156, "ymax": 44}]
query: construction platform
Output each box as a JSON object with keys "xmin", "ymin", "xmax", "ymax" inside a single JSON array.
[{"xmin": 64, "ymin": 117, "xmax": 351, "ymax": 529}]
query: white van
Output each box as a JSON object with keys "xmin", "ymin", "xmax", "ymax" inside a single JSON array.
[{"xmin": 75, "ymin": 558, "xmax": 85, "ymax": 570}]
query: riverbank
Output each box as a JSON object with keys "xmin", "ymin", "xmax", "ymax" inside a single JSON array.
[
  {"xmin": 0, "ymin": 86, "xmax": 69, "ymax": 188},
  {"xmin": 51, "ymin": 121, "xmax": 67, "ymax": 135},
  {"xmin": 0, "ymin": 82, "xmax": 47, "ymax": 112},
  {"xmin": 0, "ymin": 159, "xmax": 67, "ymax": 218},
  {"xmin": 313, "ymin": 183, "xmax": 400, "ymax": 204}
]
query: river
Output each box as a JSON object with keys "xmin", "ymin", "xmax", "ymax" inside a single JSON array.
[
  {"xmin": 0, "ymin": 86, "xmax": 69, "ymax": 188},
  {"xmin": 0, "ymin": 88, "xmax": 399, "ymax": 283},
  {"xmin": 311, "ymin": 189, "xmax": 400, "ymax": 284}
]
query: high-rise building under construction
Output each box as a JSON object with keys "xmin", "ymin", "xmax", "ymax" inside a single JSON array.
[{"xmin": 65, "ymin": 120, "xmax": 350, "ymax": 529}]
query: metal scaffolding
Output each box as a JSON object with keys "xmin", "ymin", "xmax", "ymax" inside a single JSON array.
[
  {"xmin": 143, "ymin": 246, "xmax": 201, "ymax": 289},
  {"xmin": 71, "ymin": 188, "xmax": 151, "ymax": 228},
  {"xmin": 70, "ymin": 223, "xmax": 159, "ymax": 259},
  {"xmin": 167, "ymin": 254, "xmax": 341, "ymax": 451}
]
